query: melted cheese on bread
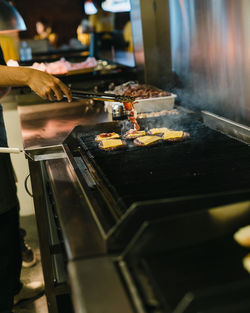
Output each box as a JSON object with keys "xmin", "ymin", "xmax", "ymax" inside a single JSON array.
[
  {"xmin": 101, "ymin": 139, "xmax": 124, "ymax": 149},
  {"xmin": 162, "ymin": 130, "xmax": 183, "ymax": 140},
  {"xmin": 149, "ymin": 127, "xmax": 170, "ymax": 135},
  {"xmin": 96, "ymin": 133, "xmax": 120, "ymax": 142},
  {"xmin": 234, "ymin": 225, "xmax": 250, "ymax": 248},
  {"xmin": 136, "ymin": 136, "xmax": 161, "ymax": 145},
  {"xmin": 243, "ymin": 253, "xmax": 250, "ymax": 274},
  {"xmin": 126, "ymin": 131, "xmax": 146, "ymax": 138}
]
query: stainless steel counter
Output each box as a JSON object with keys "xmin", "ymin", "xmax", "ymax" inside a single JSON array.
[
  {"xmin": 18, "ymin": 99, "xmax": 110, "ymax": 149},
  {"xmin": 18, "ymin": 97, "xmax": 113, "ymax": 262}
]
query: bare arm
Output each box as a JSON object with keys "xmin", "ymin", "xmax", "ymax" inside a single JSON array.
[{"xmin": 0, "ymin": 65, "xmax": 72, "ymax": 102}]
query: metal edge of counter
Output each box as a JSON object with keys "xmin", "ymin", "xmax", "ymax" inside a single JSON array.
[
  {"xmin": 68, "ymin": 257, "xmax": 136, "ymax": 313},
  {"xmin": 44, "ymin": 157, "xmax": 107, "ymax": 260}
]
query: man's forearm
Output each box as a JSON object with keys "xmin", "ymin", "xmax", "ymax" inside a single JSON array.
[
  {"xmin": 0, "ymin": 64, "xmax": 72, "ymax": 102},
  {"xmin": 0, "ymin": 65, "xmax": 31, "ymax": 87}
]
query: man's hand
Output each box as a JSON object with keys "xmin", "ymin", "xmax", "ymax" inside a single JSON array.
[
  {"xmin": 0, "ymin": 65, "xmax": 72, "ymax": 102},
  {"xmin": 26, "ymin": 68, "xmax": 72, "ymax": 102}
]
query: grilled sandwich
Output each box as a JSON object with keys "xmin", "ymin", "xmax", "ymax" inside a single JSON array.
[
  {"xmin": 133, "ymin": 135, "xmax": 162, "ymax": 146},
  {"xmin": 148, "ymin": 128, "xmax": 190, "ymax": 142},
  {"xmin": 162, "ymin": 130, "xmax": 184, "ymax": 141},
  {"xmin": 148, "ymin": 127, "xmax": 170, "ymax": 135},
  {"xmin": 98, "ymin": 139, "xmax": 126, "ymax": 151},
  {"xmin": 124, "ymin": 130, "xmax": 146, "ymax": 139}
]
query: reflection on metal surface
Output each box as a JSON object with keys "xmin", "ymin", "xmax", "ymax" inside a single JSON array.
[
  {"xmin": 45, "ymin": 158, "xmax": 106, "ymax": 260},
  {"xmin": 202, "ymin": 110, "xmax": 250, "ymax": 144},
  {"xmin": 18, "ymin": 100, "xmax": 108, "ymax": 149},
  {"xmin": 25, "ymin": 145, "xmax": 66, "ymax": 161},
  {"xmin": 208, "ymin": 201, "xmax": 250, "ymax": 224},
  {"xmin": 68, "ymin": 257, "xmax": 134, "ymax": 313},
  {"xmin": 130, "ymin": 0, "xmax": 172, "ymax": 86},
  {"xmin": 0, "ymin": 0, "xmax": 26, "ymax": 32},
  {"xmin": 169, "ymin": 0, "xmax": 250, "ymax": 125},
  {"xmin": 119, "ymin": 260, "xmax": 146, "ymax": 313},
  {"xmin": 0, "ymin": 145, "xmax": 67, "ymax": 161},
  {"xmin": 130, "ymin": 0, "xmax": 145, "ymax": 77}
]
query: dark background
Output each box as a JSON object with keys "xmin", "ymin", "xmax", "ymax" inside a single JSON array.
[
  {"xmin": 14, "ymin": 0, "xmax": 84, "ymax": 46},
  {"xmin": 13, "ymin": 0, "xmax": 130, "ymax": 47}
]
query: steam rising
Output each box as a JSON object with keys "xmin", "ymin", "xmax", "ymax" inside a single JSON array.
[{"xmin": 169, "ymin": 0, "xmax": 250, "ymax": 126}]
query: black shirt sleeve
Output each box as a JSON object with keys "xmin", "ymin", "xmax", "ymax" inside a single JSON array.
[{"xmin": 0, "ymin": 47, "xmax": 6, "ymax": 65}]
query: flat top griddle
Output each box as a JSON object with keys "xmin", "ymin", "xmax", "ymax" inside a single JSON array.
[
  {"xmin": 140, "ymin": 236, "xmax": 248, "ymax": 311},
  {"xmin": 72, "ymin": 112, "xmax": 250, "ymax": 212},
  {"xmin": 121, "ymin": 203, "xmax": 250, "ymax": 313}
]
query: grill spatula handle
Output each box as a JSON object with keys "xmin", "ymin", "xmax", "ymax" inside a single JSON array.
[{"xmin": 0, "ymin": 147, "xmax": 22, "ymax": 154}]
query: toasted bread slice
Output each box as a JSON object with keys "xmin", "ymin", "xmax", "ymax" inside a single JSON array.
[
  {"xmin": 95, "ymin": 132, "xmax": 120, "ymax": 142},
  {"xmin": 124, "ymin": 130, "xmax": 146, "ymax": 139},
  {"xmin": 243, "ymin": 253, "xmax": 250, "ymax": 274},
  {"xmin": 161, "ymin": 130, "xmax": 190, "ymax": 142},
  {"xmin": 234, "ymin": 225, "xmax": 250, "ymax": 248},
  {"xmin": 98, "ymin": 139, "xmax": 126, "ymax": 151},
  {"xmin": 133, "ymin": 135, "xmax": 162, "ymax": 146},
  {"xmin": 148, "ymin": 127, "xmax": 170, "ymax": 135}
]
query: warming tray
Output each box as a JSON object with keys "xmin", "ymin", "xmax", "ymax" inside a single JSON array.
[{"xmin": 104, "ymin": 93, "xmax": 176, "ymax": 113}]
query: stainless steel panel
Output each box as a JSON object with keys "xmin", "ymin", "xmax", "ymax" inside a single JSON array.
[
  {"xmin": 202, "ymin": 110, "xmax": 250, "ymax": 144},
  {"xmin": 130, "ymin": 0, "xmax": 145, "ymax": 81},
  {"xmin": 130, "ymin": 0, "xmax": 250, "ymax": 124},
  {"xmin": 18, "ymin": 100, "xmax": 109, "ymax": 149},
  {"xmin": 130, "ymin": 0, "xmax": 172, "ymax": 87},
  {"xmin": 25, "ymin": 145, "xmax": 66, "ymax": 161},
  {"xmin": 51, "ymin": 254, "xmax": 68, "ymax": 285},
  {"xmin": 169, "ymin": 0, "xmax": 250, "ymax": 125},
  {"xmin": 68, "ymin": 257, "xmax": 135, "ymax": 313},
  {"xmin": 45, "ymin": 158, "xmax": 106, "ymax": 260}
]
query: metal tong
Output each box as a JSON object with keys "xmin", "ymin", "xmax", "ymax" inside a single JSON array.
[{"xmin": 70, "ymin": 89, "xmax": 135, "ymax": 103}]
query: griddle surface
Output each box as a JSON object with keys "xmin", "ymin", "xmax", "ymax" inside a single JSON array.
[
  {"xmin": 137, "ymin": 236, "xmax": 249, "ymax": 311},
  {"xmin": 76, "ymin": 113, "xmax": 250, "ymax": 209}
]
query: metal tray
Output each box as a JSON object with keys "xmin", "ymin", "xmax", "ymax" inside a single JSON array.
[{"xmin": 105, "ymin": 93, "xmax": 176, "ymax": 113}]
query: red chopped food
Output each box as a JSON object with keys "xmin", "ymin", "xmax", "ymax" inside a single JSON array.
[
  {"xmin": 129, "ymin": 116, "xmax": 140, "ymax": 130},
  {"xmin": 123, "ymin": 101, "xmax": 140, "ymax": 130},
  {"xmin": 112, "ymin": 82, "xmax": 171, "ymax": 100}
]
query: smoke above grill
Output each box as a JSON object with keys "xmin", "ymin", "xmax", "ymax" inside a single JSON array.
[
  {"xmin": 119, "ymin": 110, "xmax": 203, "ymax": 144},
  {"xmin": 169, "ymin": 0, "xmax": 250, "ymax": 127}
]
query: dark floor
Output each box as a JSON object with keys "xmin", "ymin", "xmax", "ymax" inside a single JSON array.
[{"xmin": 13, "ymin": 214, "xmax": 48, "ymax": 313}]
